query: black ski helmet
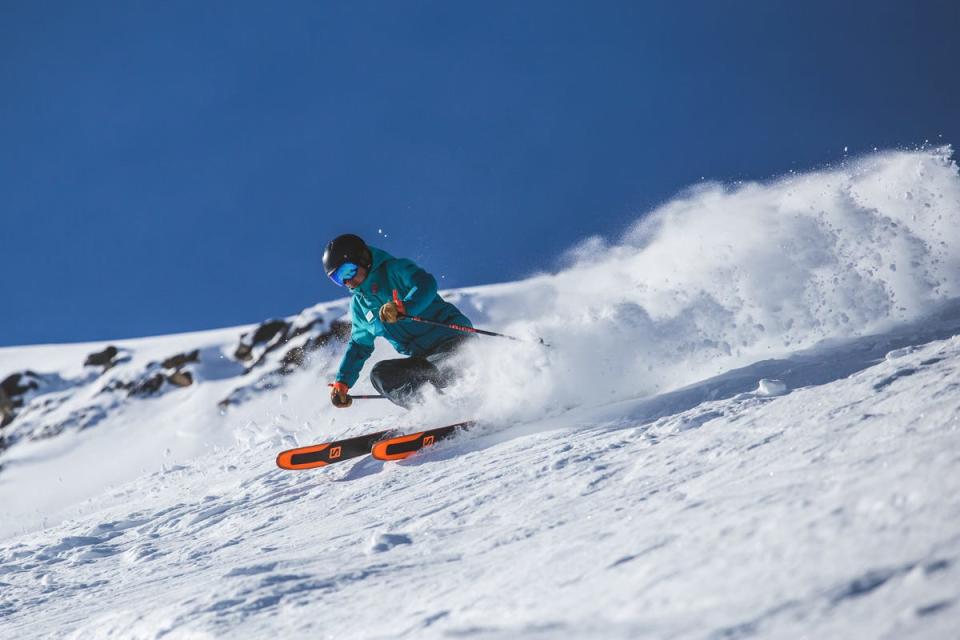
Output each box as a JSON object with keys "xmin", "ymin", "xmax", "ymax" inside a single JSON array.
[{"xmin": 322, "ymin": 234, "xmax": 372, "ymax": 277}]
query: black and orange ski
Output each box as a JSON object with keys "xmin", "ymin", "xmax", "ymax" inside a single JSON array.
[
  {"xmin": 370, "ymin": 421, "xmax": 474, "ymax": 461},
  {"xmin": 276, "ymin": 429, "xmax": 392, "ymax": 470}
]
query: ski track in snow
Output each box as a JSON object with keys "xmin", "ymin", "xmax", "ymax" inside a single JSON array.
[{"xmin": 1, "ymin": 148, "xmax": 960, "ymax": 638}]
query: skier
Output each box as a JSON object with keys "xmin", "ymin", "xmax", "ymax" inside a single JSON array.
[{"xmin": 323, "ymin": 234, "xmax": 474, "ymax": 409}]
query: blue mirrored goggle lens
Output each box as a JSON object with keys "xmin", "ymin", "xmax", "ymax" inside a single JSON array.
[{"xmin": 329, "ymin": 262, "xmax": 359, "ymax": 286}]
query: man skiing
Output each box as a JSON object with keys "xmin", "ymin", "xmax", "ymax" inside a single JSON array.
[{"xmin": 323, "ymin": 234, "xmax": 474, "ymax": 409}]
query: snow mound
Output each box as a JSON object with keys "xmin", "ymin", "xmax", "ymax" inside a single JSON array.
[{"xmin": 757, "ymin": 378, "xmax": 788, "ymax": 396}]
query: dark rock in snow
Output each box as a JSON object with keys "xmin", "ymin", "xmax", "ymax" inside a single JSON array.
[
  {"xmin": 0, "ymin": 389, "xmax": 14, "ymax": 429},
  {"xmin": 85, "ymin": 346, "xmax": 118, "ymax": 368},
  {"xmin": 233, "ymin": 344, "xmax": 253, "ymax": 362},
  {"xmin": 0, "ymin": 372, "xmax": 42, "ymax": 428},
  {"xmin": 167, "ymin": 371, "xmax": 193, "ymax": 388},
  {"xmin": 232, "ymin": 318, "xmax": 327, "ymax": 368},
  {"xmin": 1, "ymin": 372, "xmax": 39, "ymax": 398},
  {"xmin": 252, "ymin": 320, "xmax": 290, "ymax": 346},
  {"xmin": 83, "ymin": 346, "xmax": 131, "ymax": 371},
  {"xmin": 103, "ymin": 372, "xmax": 167, "ymax": 398},
  {"xmin": 131, "ymin": 374, "xmax": 166, "ymax": 397},
  {"xmin": 162, "ymin": 350, "xmax": 200, "ymax": 371},
  {"xmin": 99, "ymin": 347, "xmax": 199, "ymax": 399},
  {"xmin": 234, "ymin": 320, "xmax": 291, "ymax": 362},
  {"xmin": 218, "ymin": 319, "xmax": 349, "ymax": 411}
]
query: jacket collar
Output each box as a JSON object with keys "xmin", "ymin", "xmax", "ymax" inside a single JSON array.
[{"xmin": 353, "ymin": 246, "xmax": 392, "ymax": 297}]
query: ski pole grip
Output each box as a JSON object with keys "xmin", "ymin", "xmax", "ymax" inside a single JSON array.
[{"xmin": 392, "ymin": 289, "xmax": 407, "ymax": 315}]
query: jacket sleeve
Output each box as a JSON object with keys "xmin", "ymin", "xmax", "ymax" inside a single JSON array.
[
  {"xmin": 335, "ymin": 298, "xmax": 376, "ymax": 387},
  {"xmin": 392, "ymin": 258, "xmax": 438, "ymax": 317}
]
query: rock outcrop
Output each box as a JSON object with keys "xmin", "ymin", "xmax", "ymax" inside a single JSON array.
[
  {"xmin": 0, "ymin": 307, "xmax": 349, "ymax": 460},
  {"xmin": 218, "ymin": 319, "xmax": 349, "ymax": 411},
  {"xmin": 103, "ymin": 349, "xmax": 200, "ymax": 398},
  {"xmin": 1, "ymin": 372, "xmax": 41, "ymax": 429},
  {"xmin": 232, "ymin": 318, "xmax": 324, "ymax": 371},
  {"xmin": 161, "ymin": 350, "xmax": 199, "ymax": 371},
  {"xmin": 83, "ymin": 346, "xmax": 130, "ymax": 371}
]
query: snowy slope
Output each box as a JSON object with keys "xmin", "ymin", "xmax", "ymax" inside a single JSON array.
[{"xmin": 1, "ymin": 148, "xmax": 959, "ymax": 639}]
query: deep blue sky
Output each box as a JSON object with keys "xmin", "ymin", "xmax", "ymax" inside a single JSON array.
[{"xmin": 2, "ymin": 1, "xmax": 958, "ymax": 347}]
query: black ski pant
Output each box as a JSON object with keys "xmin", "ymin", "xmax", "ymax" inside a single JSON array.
[{"xmin": 370, "ymin": 337, "xmax": 469, "ymax": 409}]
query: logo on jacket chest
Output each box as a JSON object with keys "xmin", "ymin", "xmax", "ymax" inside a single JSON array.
[{"xmin": 371, "ymin": 282, "xmax": 379, "ymax": 294}]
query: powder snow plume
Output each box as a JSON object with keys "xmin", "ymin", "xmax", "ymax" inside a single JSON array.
[{"xmin": 438, "ymin": 147, "xmax": 960, "ymax": 423}]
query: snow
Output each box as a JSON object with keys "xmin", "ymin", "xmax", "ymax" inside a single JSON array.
[
  {"xmin": 1, "ymin": 148, "xmax": 959, "ymax": 638},
  {"xmin": 756, "ymin": 378, "xmax": 787, "ymax": 396}
]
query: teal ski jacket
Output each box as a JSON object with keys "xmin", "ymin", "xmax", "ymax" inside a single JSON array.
[{"xmin": 335, "ymin": 246, "xmax": 472, "ymax": 387}]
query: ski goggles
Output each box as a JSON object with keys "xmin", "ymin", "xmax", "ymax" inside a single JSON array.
[{"xmin": 328, "ymin": 262, "xmax": 359, "ymax": 287}]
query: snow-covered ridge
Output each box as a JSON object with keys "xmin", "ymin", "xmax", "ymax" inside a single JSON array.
[
  {"xmin": 0, "ymin": 305, "xmax": 346, "ymax": 449},
  {"xmin": 0, "ymin": 148, "xmax": 959, "ymax": 638}
]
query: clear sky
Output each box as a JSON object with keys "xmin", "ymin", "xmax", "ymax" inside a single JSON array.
[{"xmin": 2, "ymin": 1, "xmax": 958, "ymax": 347}]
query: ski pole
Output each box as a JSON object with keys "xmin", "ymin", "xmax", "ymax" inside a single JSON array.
[
  {"xmin": 327, "ymin": 384, "xmax": 387, "ymax": 400},
  {"xmin": 392, "ymin": 290, "xmax": 550, "ymax": 346},
  {"xmin": 398, "ymin": 313, "xmax": 524, "ymax": 341}
]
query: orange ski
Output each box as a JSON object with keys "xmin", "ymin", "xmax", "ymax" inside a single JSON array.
[
  {"xmin": 276, "ymin": 429, "xmax": 392, "ymax": 470},
  {"xmin": 370, "ymin": 421, "xmax": 474, "ymax": 461}
]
